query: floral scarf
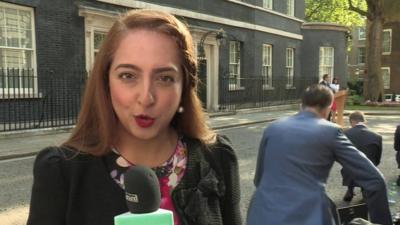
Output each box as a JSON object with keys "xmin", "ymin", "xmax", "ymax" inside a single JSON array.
[{"xmin": 105, "ymin": 138, "xmax": 187, "ymax": 225}]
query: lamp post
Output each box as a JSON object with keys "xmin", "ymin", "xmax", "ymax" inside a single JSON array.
[{"xmin": 198, "ymin": 28, "xmax": 226, "ymax": 59}]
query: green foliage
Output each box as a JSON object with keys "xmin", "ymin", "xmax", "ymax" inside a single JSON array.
[
  {"xmin": 347, "ymin": 79, "xmax": 363, "ymax": 96},
  {"xmin": 346, "ymin": 78, "xmax": 364, "ymax": 106},
  {"xmin": 347, "ymin": 94, "xmax": 364, "ymax": 106},
  {"xmin": 305, "ymin": 0, "xmax": 367, "ymax": 26}
]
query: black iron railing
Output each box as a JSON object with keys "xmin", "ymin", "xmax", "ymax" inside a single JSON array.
[
  {"xmin": 219, "ymin": 75, "xmax": 318, "ymax": 111},
  {"xmin": 0, "ymin": 68, "xmax": 87, "ymax": 132}
]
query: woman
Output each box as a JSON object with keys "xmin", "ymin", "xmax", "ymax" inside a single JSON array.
[
  {"xmin": 27, "ymin": 9, "xmax": 241, "ymax": 225},
  {"xmin": 330, "ymin": 78, "xmax": 339, "ymax": 122},
  {"xmin": 330, "ymin": 77, "xmax": 339, "ymax": 93}
]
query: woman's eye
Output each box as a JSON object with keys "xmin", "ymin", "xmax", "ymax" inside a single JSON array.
[
  {"xmin": 119, "ymin": 73, "xmax": 136, "ymax": 80},
  {"xmin": 158, "ymin": 75, "xmax": 175, "ymax": 83}
]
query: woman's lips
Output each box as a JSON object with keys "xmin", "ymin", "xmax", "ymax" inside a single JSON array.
[{"xmin": 134, "ymin": 115, "xmax": 155, "ymax": 128}]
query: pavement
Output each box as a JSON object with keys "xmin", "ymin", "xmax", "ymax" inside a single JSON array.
[{"xmin": 0, "ymin": 104, "xmax": 399, "ymax": 161}]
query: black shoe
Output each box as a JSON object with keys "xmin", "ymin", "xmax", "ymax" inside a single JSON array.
[
  {"xmin": 397, "ymin": 176, "xmax": 400, "ymax": 186},
  {"xmin": 343, "ymin": 190, "xmax": 354, "ymax": 202}
]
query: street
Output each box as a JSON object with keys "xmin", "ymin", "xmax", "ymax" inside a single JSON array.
[{"xmin": 1, "ymin": 114, "xmax": 400, "ymax": 225}]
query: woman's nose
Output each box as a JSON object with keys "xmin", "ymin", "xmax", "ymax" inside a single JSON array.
[{"xmin": 137, "ymin": 81, "xmax": 155, "ymax": 107}]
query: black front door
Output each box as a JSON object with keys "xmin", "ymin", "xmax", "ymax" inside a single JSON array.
[{"xmin": 197, "ymin": 53, "xmax": 207, "ymax": 109}]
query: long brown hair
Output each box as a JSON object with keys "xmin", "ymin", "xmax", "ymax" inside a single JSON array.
[{"xmin": 63, "ymin": 9, "xmax": 215, "ymax": 156}]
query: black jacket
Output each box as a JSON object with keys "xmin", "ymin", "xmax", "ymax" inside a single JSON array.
[
  {"xmin": 27, "ymin": 135, "xmax": 242, "ymax": 225},
  {"xmin": 393, "ymin": 125, "xmax": 400, "ymax": 168},
  {"xmin": 394, "ymin": 125, "xmax": 400, "ymax": 151},
  {"xmin": 341, "ymin": 124, "xmax": 382, "ymax": 186}
]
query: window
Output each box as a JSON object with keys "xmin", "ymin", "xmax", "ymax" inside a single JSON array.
[
  {"xmin": 319, "ymin": 47, "xmax": 334, "ymax": 80},
  {"xmin": 358, "ymin": 27, "xmax": 366, "ymax": 40},
  {"xmin": 263, "ymin": 0, "xmax": 273, "ymax": 9},
  {"xmin": 262, "ymin": 44, "xmax": 272, "ymax": 88},
  {"xmin": 0, "ymin": 2, "xmax": 36, "ymax": 95},
  {"xmin": 229, "ymin": 41, "xmax": 241, "ymax": 90},
  {"xmin": 382, "ymin": 67, "xmax": 390, "ymax": 89},
  {"xmin": 357, "ymin": 47, "xmax": 366, "ymax": 64},
  {"xmin": 287, "ymin": 0, "xmax": 295, "ymax": 16},
  {"xmin": 286, "ymin": 48, "xmax": 294, "ymax": 88},
  {"xmin": 382, "ymin": 29, "xmax": 391, "ymax": 55},
  {"xmin": 93, "ymin": 31, "xmax": 107, "ymax": 59}
]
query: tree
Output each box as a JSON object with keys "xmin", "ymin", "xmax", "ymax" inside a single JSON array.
[
  {"xmin": 348, "ymin": 0, "xmax": 384, "ymax": 101},
  {"xmin": 305, "ymin": 0, "xmax": 366, "ymax": 26}
]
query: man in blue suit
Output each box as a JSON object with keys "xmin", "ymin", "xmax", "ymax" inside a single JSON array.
[{"xmin": 247, "ymin": 85, "xmax": 392, "ymax": 225}]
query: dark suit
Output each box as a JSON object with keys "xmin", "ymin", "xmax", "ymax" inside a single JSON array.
[
  {"xmin": 341, "ymin": 124, "xmax": 383, "ymax": 186},
  {"xmin": 320, "ymin": 80, "xmax": 330, "ymax": 87},
  {"xmin": 394, "ymin": 125, "xmax": 400, "ymax": 168}
]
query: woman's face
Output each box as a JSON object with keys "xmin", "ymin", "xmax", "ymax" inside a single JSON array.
[{"xmin": 109, "ymin": 29, "xmax": 183, "ymax": 141}]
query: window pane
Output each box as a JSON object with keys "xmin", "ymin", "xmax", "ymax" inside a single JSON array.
[
  {"xmin": 0, "ymin": 9, "xmax": 5, "ymax": 48},
  {"xmin": 0, "ymin": 27, "xmax": 5, "ymax": 46},
  {"xmin": 21, "ymin": 28, "xmax": 32, "ymax": 48},
  {"xmin": 263, "ymin": 0, "xmax": 272, "ymax": 9},
  {"xmin": 0, "ymin": 48, "xmax": 5, "ymax": 67},
  {"xmin": 319, "ymin": 47, "xmax": 334, "ymax": 79},
  {"xmin": 358, "ymin": 47, "xmax": 365, "ymax": 64},
  {"xmin": 6, "ymin": 27, "xmax": 19, "ymax": 47},
  {"xmin": 0, "ymin": 70, "xmax": 4, "ymax": 88},
  {"xmin": 358, "ymin": 27, "xmax": 366, "ymax": 40},
  {"xmin": 0, "ymin": 48, "xmax": 32, "ymax": 68},
  {"xmin": 5, "ymin": 49, "xmax": 20, "ymax": 67},
  {"xmin": 229, "ymin": 42, "xmax": 235, "ymax": 63},
  {"xmin": 5, "ymin": 8, "xmax": 18, "ymax": 28},
  {"xmin": 94, "ymin": 32, "xmax": 107, "ymax": 50},
  {"xmin": 287, "ymin": 0, "xmax": 294, "ymax": 16},
  {"xmin": 382, "ymin": 68, "xmax": 390, "ymax": 89},
  {"xmin": 229, "ymin": 41, "xmax": 240, "ymax": 86},
  {"xmin": 382, "ymin": 30, "xmax": 391, "ymax": 53},
  {"xmin": 19, "ymin": 10, "xmax": 31, "ymax": 29},
  {"xmin": 21, "ymin": 50, "xmax": 32, "ymax": 68}
]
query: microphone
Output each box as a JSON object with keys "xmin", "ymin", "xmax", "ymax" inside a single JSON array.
[{"xmin": 114, "ymin": 165, "xmax": 174, "ymax": 225}]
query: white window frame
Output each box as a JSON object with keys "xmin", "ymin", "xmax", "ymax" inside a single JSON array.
[
  {"xmin": 382, "ymin": 29, "xmax": 392, "ymax": 55},
  {"xmin": 287, "ymin": 0, "xmax": 295, "ymax": 17},
  {"xmin": 358, "ymin": 27, "xmax": 366, "ymax": 40},
  {"xmin": 319, "ymin": 47, "xmax": 334, "ymax": 81},
  {"xmin": 228, "ymin": 41, "xmax": 242, "ymax": 90},
  {"xmin": 357, "ymin": 47, "xmax": 366, "ymax": 64},
  {"xmin": 286, "ymin": 48, "xmax": 294, "ymax": 88},
  {"xmin": 0, "ymin": 2, "xmax": 37, "ymax": 97},
  {"xmin": 381, "ymin": 67, "xmax": 390, "ymax": 90},
  {"xmin": 262, "ymin": 44, "xmax": 273, "ymax": 89},
  {"xmin": 263, "ymin": 0, "xmax": 273, "ymax": 10}
]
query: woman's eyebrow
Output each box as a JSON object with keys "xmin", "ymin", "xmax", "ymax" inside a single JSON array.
[
  {"xmin": 152, "ymin": 66, "xmax": 179, "ymax": 74},
  {"xmin": 114, "ymin": 64, "xmax": 142, "ymax": 72}
]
